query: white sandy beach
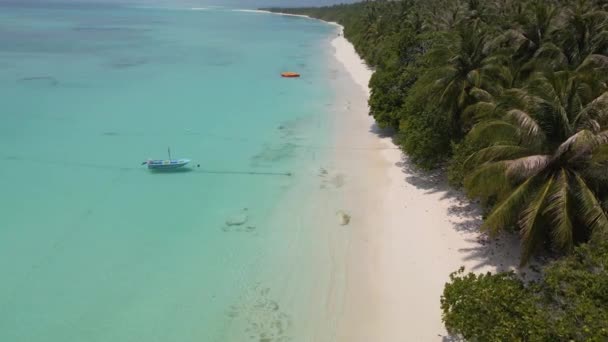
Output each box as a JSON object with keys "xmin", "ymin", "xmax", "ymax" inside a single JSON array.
[{"xmin": 325, "ymin": 26, "xmax": 528, "ymax": 341}]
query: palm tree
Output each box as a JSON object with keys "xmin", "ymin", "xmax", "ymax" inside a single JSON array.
[
  {"xmin": 426, "ymin": 19, "xmax": 490, "ymax": 137},
  {"xmin": 481, "ymin": 1, "xmax": 560, "ymax": 86},
  {"xmin": 556, "ymin": 0, "xmax": 608, "ymax": 69},
  {"xmin": 463, "ymin": 69, "xmax": 608, "ymax": 263}
]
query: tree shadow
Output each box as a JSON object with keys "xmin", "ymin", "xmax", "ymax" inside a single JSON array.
[
  {"xmin": 442, "ymin": 335, "xmax": 464, "ymax": 342},
  {"xmin": 397, "ymin": 158, "xmax": 450, "ymax": 194},
  {"xmin": 458, "ymin": 236, "xmax": 521, "ymax": 273},
  {"xmin": 367, "ymin": 123, "xmax": 526, "ymax": 274},
  {"xmin": 368, "ymin": 122, "xmax": 395, "ymax": 138},
  {"xmin": 369, "ymin": 123, "xmax": 537, "ymax": 274},
  {"xmin": 402, "ymin": 154, "xmax": 526, "ymax": 272}
]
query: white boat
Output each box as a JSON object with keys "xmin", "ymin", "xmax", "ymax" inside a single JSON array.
[
  {"xmin": 144, "ymin": 158, "xmax": 190, "ymax": 170},
  {"xmin": 142, "ymin": 147, "xmax": 190, "ymax": 170}
]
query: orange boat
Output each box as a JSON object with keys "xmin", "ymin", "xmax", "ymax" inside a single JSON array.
[{"xmin": 281, "ymin": 72, "xmax": 300, "ymax": 78}]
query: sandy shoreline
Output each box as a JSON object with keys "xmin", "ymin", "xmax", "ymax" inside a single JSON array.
[
  {"xmin": 326, "ymin": 23, "xmax": 528, "ymax": 341},
  {"xmin": 235, "ymin": 9, "xmax": 527, "ymax": 341}
]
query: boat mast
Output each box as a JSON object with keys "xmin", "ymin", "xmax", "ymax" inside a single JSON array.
[{"xmin": 168, "ymin": 146, "xmax": 172, "ymax": 160}]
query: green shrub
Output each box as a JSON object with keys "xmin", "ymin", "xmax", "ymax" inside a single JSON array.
[
  {"xmin": 442, "ymin": 239, "xmax": 608, "ymax": 341},
  {"xmin": 447, "ymin": 139, "xmax": 484, "ymax": 187},
  {"xmin": 398, "ymin": 106, "xmax": 453, "ymax": 169}
]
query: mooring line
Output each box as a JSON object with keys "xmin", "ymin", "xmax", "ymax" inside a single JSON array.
[
  {"xmin": 2, "ymin": 155, "xmax": 292, "ymax": 177},
  {"xmin": 195, "ymin": 169, "xmax": 292, "ymax": 176}
]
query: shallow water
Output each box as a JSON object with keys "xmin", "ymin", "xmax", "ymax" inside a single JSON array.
[{"xmin": 0, "ymin": 3, "xmax": 336, "ymax": 341}]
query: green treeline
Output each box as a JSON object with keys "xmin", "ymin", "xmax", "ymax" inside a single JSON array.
[
  {"xmin": 265, "ymin": 0, "xmax": 608, "ymax": 262},
  {"xmin": 265, "ymin": 0, "xmax": 608, "ymax": 339}
]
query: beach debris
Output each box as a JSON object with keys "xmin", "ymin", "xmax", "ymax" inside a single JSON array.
[
  {"xmin": 336, "ymin": 210, "xmax": 351, "ymax": 225},
  {"xmin": 227, "ymin": 283, "xmax": 292, "ymax": 341}
]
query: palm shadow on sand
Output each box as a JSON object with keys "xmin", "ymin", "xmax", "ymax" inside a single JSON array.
[{"xmin": 368, "ymin": 122, "xmax": 525, "ymax": 274}]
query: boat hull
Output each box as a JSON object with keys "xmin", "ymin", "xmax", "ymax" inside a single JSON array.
[{"xmin": 146, "ymin": 159, "xmax": 190, "ymax": 170}]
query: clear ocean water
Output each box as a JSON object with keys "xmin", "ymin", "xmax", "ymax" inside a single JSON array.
[{"xmin": 0, "ymin": 3, "xmax": 336, "ymax": 341}]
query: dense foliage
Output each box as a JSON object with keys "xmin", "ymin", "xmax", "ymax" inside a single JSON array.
[
  {"xmin": 267, "ymin": 0, "xmax": 608, "ymax": 262},
  {"xmin": 441, "ymin": 239, "xmax": 608, "ymax": 341}
]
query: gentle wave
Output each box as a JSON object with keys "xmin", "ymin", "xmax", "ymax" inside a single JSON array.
[
  {"xmin": 129, "ymin": 5, "xmax": 214, "ymax": 11},
  {"xmin": 232, "ymin": 9, "xmax": 312, "ymax": 19},
  {"xmin": 231, "ymin": 9, "xmax": 269, "ymax": 14}
]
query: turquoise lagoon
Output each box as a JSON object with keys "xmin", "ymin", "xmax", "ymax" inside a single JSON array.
[{"xmin": 0, "ymin": 4, "xmax": 338, "ymax": 341}]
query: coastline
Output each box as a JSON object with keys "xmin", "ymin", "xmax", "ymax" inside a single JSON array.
[
  {"xmin": 326, "ymin": 23, "xmax": 527, "ymax": 340},
  {"xmin": 235, "ymin": 9, "xmax": 528, "ymax": 340}
]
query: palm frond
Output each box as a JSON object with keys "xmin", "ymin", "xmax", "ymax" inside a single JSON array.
[
  {"xmin": 576, "ymin": 92, "xmax": 608, "ymax": 125},
  {"xmin": 591, "ymin": 144, "xmax": 608, "ymax": 163},
  {"xmin": 557, "ymin": 129, "xmax": 604, "ymax": 159},
  {"xmin": 505, "ymin": 155, "xmax": 551, "ymax": 180},
  {"xmin": 464, "ymin": 161, "xmax": 510, "ymax": 201},
  {"xmin": 462, "ymin": 101, "xmax": 497, "ymax": 123},
  {"xmin": 596, "ymin": 130, "xmax": 608, "ymax": 145},
  {"xmin": 576, "ymin": 54, "xmax": 608, "ymax": 73},
  {"xmin": 532, "ymin": 42, "xmax": 567, "ymax": 68},
  {"xmin": 482, "ymin": 175, "xmax": 538, "ymax": 236},
  {"xmin": 505, "ymin": 109, "xmax": 545, "ymax": 143},
  {"xmin": 581, "ymin": 164, "xmax": 608, "ymax": 183},
  {"xmin": 585, "ymin": 119, "xmax": 601, "ymax": 134},
  {"xmin": 481, "ymin": 63, "xmax": 513, "ymax": 91},
  {"xmin": 464, "ymin": 145, "xmax": 531, "ymax": 170},
  {"xmin": 574, "ymin": 174, "xmax": 608, "ymax": 239},
  {"xmin": 519, "ymin": 175, "xmax": 554, "ymax": 265},
  {"xmin": 486, "ymin": 28, "xmax": 528, "ymax": 52},
  {"xmin": 526, "ymin": 71, "xmax": 562, "ymax": 106},
  {"xmin": 543, "ymin": 169, "xmax": 574, "ymax": 251},
  {"xmin": 467, "ymin": 119, "xmax": 520, "ymax": 145},
  {"xmin": 469, "ymin": 87, "xmax": 494, "ymax": 102},
  {"xmin": 467, "ymin": 69, "xmax": 482, "ymax": 87},
  {"xmin": 503, "ymin": 88, "xmax": 539, "ymax": 110}
]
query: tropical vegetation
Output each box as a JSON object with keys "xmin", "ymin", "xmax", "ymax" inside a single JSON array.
[
  {"xmin": 441, "ymin": 239, "xmax": 608, "ymax": 341},
  {"xmin": 266, "ymin": 0, "xmax": 608, "ymax": 263}
]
